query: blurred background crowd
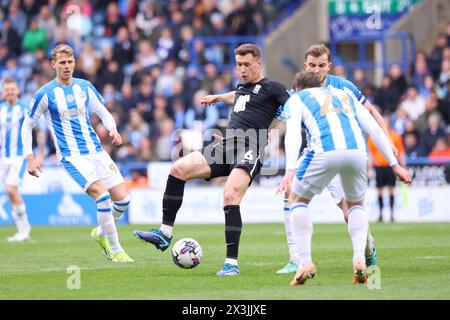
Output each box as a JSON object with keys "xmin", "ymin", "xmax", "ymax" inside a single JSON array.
[{"xmin": 0, "ymin": 0, "xmax": 449, "ymax": 184}]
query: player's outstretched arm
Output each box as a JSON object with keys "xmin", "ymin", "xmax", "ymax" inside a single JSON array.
[
  {"xmin": 21, "ymin": 115, "xmax": 41, "ymax": 177},
  {"xmin": 364, "ymin": 100, "xmax": 399, "ymax": 157},
  {"xmin": 356, "ymin": 103, "xmax": 412, "ymax": 184},
  {"xmin": 200, "ymin": 91, "xmax": 236, "ymax": 105},
  {"xmin": 109, "ymin": 128, "xmax": 122, "ymax": 146}
]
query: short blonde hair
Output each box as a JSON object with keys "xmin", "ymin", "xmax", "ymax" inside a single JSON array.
[{"xmin": 51, "ymin": 44, "xmax": 75, "ymax": 61}]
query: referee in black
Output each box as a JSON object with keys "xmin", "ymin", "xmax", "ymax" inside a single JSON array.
[{"xmin": 135, "ymin": 43, "xmax": 290, "ymax": 276}]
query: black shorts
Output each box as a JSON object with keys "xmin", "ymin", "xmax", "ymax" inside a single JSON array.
[
  {"xmin": 375, "ymin": 166, "xmax": 396, "ymax": 188},
  {"xmin": 202, "ymin": 136, "xmax": 264, "ymax": 183}
]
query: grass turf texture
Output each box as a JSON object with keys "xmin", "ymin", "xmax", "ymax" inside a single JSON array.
[{"xmin": 0, "ymin": 223, "xmax": 449, "ymax": 299}]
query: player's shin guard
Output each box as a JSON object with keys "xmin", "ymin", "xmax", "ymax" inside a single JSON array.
[
  {"xmin": 283, "ymin": 199, "xmax": 299, "ymax": 264},
  {"xmin": 290, "ymin": 202, "xmax": 313, "ymax": 267},
  {"xmin": 224, "ymin": 205, "xmax": 242, "ymax": 263},
  {"xmin": 348, "ymin": 205, "xmax": 369, "ymax": 264},
  {"xmin": 162, "ymin": 175, "xmax": 185, "ymax": 227},
  {"xmin": 96, "ymin": 193, "xmax": 123, "ymax": 254}
]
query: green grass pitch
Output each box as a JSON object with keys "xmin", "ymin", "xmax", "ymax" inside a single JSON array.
[{"xmin": 0, "ymin": 223, "xmax": 449, "ymax": 300}]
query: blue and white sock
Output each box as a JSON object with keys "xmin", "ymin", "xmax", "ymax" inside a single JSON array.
[{"xmin": 96, "ymin": 193, "xmax": 123, "ymax": 254}]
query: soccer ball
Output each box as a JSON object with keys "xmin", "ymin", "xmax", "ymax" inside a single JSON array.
[{"xmin": 171, "ymin": 238, "xmax": 203, "ymax": 269}]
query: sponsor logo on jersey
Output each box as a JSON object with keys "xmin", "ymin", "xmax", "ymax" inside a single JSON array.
[{"xmin": 253, "ymin": 84, "xmax": 261, "ymax": 94}]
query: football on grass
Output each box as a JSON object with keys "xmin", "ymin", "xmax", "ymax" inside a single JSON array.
[{"xmin": 171, "ymin": 238, "xmax": 203, "ymax": 269}]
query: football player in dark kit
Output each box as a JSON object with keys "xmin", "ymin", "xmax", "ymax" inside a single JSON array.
[{"xmin": 135, "ymin": 43, "xmax": 290, "ymax": 276}]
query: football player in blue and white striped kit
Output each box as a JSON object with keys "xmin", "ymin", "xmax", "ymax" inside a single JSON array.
[
  {"xmin": 275, "ymin": 44, "xmax": 396, "ymax": 274},
  {"xmin": 21, "ymin": 44, "xmax": 133, "ymax": 262},
  {"xmin": 0, "ymin": 77, "xmax": 32, "ymax": 242},
  {"xmin": 278, "ymin": 72, "xmax": 411, "ymax": 285}
]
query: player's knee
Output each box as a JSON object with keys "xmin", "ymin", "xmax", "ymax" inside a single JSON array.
[
  {"xmin": 170, "ymin": 162, "xmax": 188, "ymax": 180},
  {"xmin": 6, "ymin": 185, "xmax": 18, "ymax": 198},
  {"xmin": 223, "ymin": 187, "xmax": 242, "ymax": 205}
]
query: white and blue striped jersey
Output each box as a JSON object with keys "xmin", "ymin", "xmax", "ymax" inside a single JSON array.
[
  {"xmin": 325, "ymin": 74, "xmax": 367, "ymax": 105},
  {"xmin": 283, "ymin": 87, "xmax": 368, "ymax": 168},
  {"xmin": 27, "ymin": 78, "xmax": 108, "ymax": 160},
  {"xmin": 0, "ymin": 100, "xmax": 27, "ymax": 158},
  {"xmin": 276, "ymin": 74, "xmax": 366, "ymax": 121}
]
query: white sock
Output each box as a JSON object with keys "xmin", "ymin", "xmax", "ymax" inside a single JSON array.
[
  {"xmin": 96, "ymin": 193, "xmax": 123, "ymax": 254},
  {"xmin": 97, "ymin": 195, "xmax": 130, "ymax": 237},
  {"xmin": 160, "ymin": 224, "xmax": 173, "ymax": 238},
  {"xmin": 13, "ymin": 203, "xmax": 30, "ymax": 234},
  {"xmin": 283, "ymin": 199, "xmax": 299, "ymax": 265},
  {"xmin": 347, "ymin": 205, "xmax": 369, "ymax": 264},
  {"xmin": 290, "ymin": 202, "xmax": 313, "ymax": 268},
  {"xmin": 225, "ymin": 258, "xmax": 238, "ymax": 266},
  {"xmin": 112, "ymin": 195, "xmax": 130, "ymax": 221}
]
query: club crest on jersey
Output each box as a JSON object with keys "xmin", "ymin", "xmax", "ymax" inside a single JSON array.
[
  {"xmin": 253, "ymin": 84, "xmax": 261, "ymax": 94},
  {"xmin": 66, "ymin": 94, "xmax": 75, "ymax": 103},
  {"xmin": 234, "ymin": 94, "xmax": 250, "ymax": 113},
  {"xmin": 78, "ymin": 91, "xmax": 87, "ymax": 102}
]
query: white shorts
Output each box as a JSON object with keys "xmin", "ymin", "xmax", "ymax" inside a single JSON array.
[
  {"xmin": 0, "ymin": 157, "xmax": 26, "ymax": 186},
  {"xmin": 60, "ymin": 151, "xmax": 125, "ymax": 192},
  {"xmin": 292, "ymin": 149, "xmax": 368, "ymax": 202},
  {"xmin": 327, "ymin": 175, "xmax": 344, "ymax": 204}
]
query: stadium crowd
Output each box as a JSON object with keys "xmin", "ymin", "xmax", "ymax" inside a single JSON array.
[{"xmin": 0, "ymin": 0, "xmax": 449, "ymax": 184}]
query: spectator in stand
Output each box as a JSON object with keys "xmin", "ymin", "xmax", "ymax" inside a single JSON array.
[
  {"xmin": 333, "ymin": 65, "xmax": 347, "ymax": 79},
  {"xmin": 155, "ymin": 118, "xmax": 176, "ymax": 161},
  {"xmin": 437, "ymin": 79, "xmax": 450, "ymax": 124},
  {"xmin": 119, "ymin": 83, "xmax": 138, "ymax": 113},
  {"xmin": 352, "ymin": 68, "xmax": 370, "ymax": 90},
  {"xmin": 400, "ymin": 85, "xmax": 426, "ymax": 121},
  {"xmin": 375, "ymin": 74, "xmax": 401, "ymax": 114},
  {"xmin": 410, "ymin": 50, "xmax": 430, "ymax": 93},
  {"xmin": 419, "ymin": 112, "xmax": 447, "ymax": 156},
  {"xmin": 97, "ymin": 60, "xmax": 124, "ymax": 91},
  {"xmin": 403, "ymin": 132, "xmax": 421, "ymax": 159},
  {"xmin": 436, "ymin": 58, "xmax": 450, "ymax": 99},
  {"xmin": 113, "ymin": 26, "xmax": 135, "ymax": 67},
  {"xmin": 415, "ymin": 91, "xmax": 441, "ymax": 133},
  {"xmin": 390, "ymin": 108, "xmax": 409, "ymax": 135},
  {"xmin": 22, "ymin": 18, "xmax": 49, "ymax": 54},
  {"xmin": 0, "ymin": 19, "xmax": 22, "ymax": 57},
  {"xmin": 421, "ymin": 75, "xmax": 436, "ymax": 98},
  {"xmin": 8, "ymin": 2, "xmax": 28, "ymax": 38},
  {"xmin": 429, "ymin": 33, "xmax": 448, "ymax": 80},
  {"xmin": 36, "ymin": 4, "xmax": 58, "ymax": 42},
  {"xmin": 184, "ymin": 89, "xmax": 219, "ymax": 131},
  {"xmin": 428, "ymin": 137, "xmax": 450, "ymax": 161},
  {"xmin": 79, "ymin": 43, "xmax": 100, "ymax": 81},
  {"xmin": 103, "ymin": 2, "xmax": 126, "ymax": 38},
  {"xmin": 136, "ymin": 40, "xmax": 160, "ymax": 70},
  {"xmin": 137, "ymin": 137, "xmax": 155, "ymax": 162},
  {"xmin": 124, "ymin": 109, "xmax": 150, "ymax": 150},
  {"xmin": 389, "ymin": 63, "xmax": 408, "ymax": 97}
]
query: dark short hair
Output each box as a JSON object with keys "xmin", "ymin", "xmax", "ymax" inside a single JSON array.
[
  {"xmin": 293, "ymin": 71, "xmax": 322, "ymax": 90},
  {"xmin": 304, "ymin": 44, "xmax": 331, "ymax": 62},
  {"xmin": 234, "ymin": 43, "xmax": 261, "ymax": 58}
]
